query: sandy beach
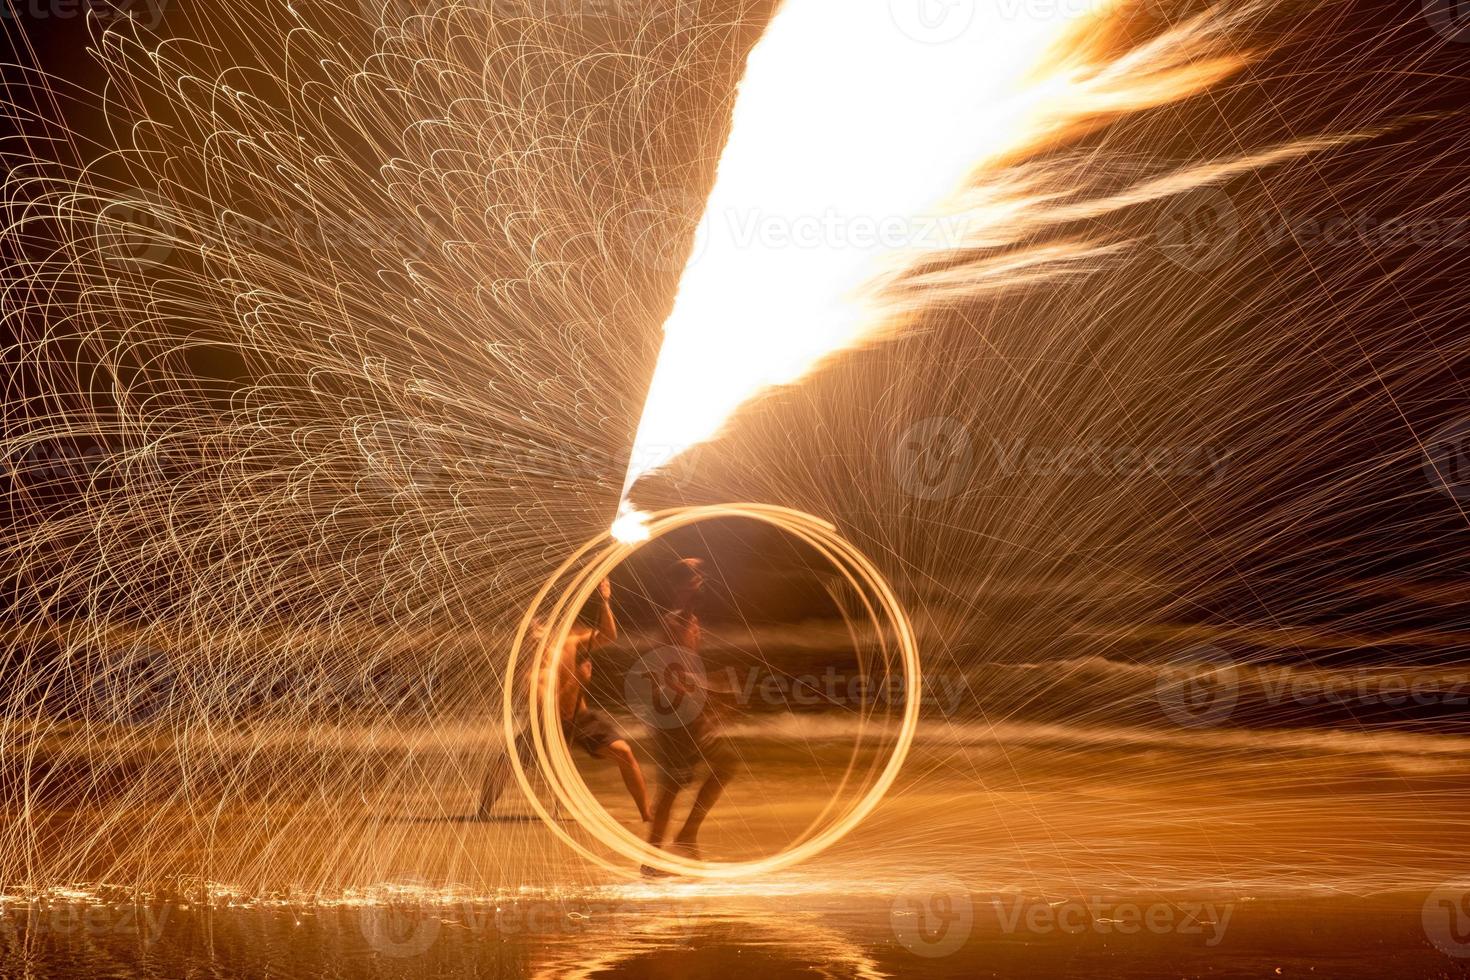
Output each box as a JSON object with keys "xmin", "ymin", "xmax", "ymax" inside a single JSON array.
[{"xmin": 4, "ymin": 721, "xmax": 1470, "ymax": 976}]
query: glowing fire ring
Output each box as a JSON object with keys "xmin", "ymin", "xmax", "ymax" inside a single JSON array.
[{"xmin": 503, "ymin": 503, "xmax": 921, "ymax": 879}]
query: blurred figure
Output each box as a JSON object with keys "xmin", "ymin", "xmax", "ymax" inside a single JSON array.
[
  {"xmin": 644, "ymin": 558, "xmax": 734, "ymax": 870},
  {"xmin": 480, "ymin": 577, "xmax": 651, "ymax": 821}
]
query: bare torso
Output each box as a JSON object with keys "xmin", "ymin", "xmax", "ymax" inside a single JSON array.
[{"xmin": 553, "ymin": 626, "xmax": 592, "ymax": 721}]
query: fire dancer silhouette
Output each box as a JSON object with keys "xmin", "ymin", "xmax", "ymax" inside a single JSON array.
[
  {"xmin": 643, "ymin": 557, "xmax": 735, "ymax": 872},
  {"xmin": 480, "ymin": 577, "xmax": 651, "ymax": 822}
]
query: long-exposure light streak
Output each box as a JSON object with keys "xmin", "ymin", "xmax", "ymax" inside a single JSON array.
[
  {"xmin": 0, "ymin": 0, "xmax": 1461, "ymax": 908},
  {"xmin": 508, "ymin": 503, "xmax": 920, "ymax": 878},
  {"xmin": 615, "ymin": 0, "xmax": 1260, "ymax": 516}
]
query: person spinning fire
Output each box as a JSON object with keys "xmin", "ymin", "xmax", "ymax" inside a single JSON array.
[
  {"xmin": 479, "ymin": 577, "xmax": 651, "ymax": 822},
  {"xmin": 642, "ymin": 557, "xmax": 736, "ymax": 872}
]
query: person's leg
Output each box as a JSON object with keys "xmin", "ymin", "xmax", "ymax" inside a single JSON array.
[
  {"xmin": 477, "ymin": 749, "xmax": 512, "ymax": 817},
  {"xmin": 672, "ymin": 767, "xmax": 727, "ymax": 858},
  {"xmin": 646, "ymin": 782, "xmax": 678, "ymax": 848},
  {"xmin": 597, "ymin": 738, "xmax": 651, "ymax": 822},
  {"xmin": 640, "ymin": 782, "xmax": 681, "ymax": 877},
  {"xmin": 479, "ymin": 729, "xmax": 535, "ymax": 817}
]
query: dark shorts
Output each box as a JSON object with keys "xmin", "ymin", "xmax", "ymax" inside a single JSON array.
[
  {"xmin": 562, "ymin": 707, "xmax": 618, "ymax": 758},
  {"xmin": 651, "ymin": 723, "xmax": 730, "ymax": 788}
]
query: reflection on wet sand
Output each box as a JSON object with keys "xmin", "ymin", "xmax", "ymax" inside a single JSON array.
[
  {"xmin": 529, "ymin": 907, "xmax": 886, "ymax": 980},
  {"xmin": 0, "ymin": 885, "xmax": 1462, "ymax": 980}
]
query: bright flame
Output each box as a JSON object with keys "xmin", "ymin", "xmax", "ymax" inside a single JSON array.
[
  {"xmin": 609, "ymin": 504, "xmax": 651, "ymax": 544},
  {"xmin": 616, "ymin": 0, "xmax": 1250, "ymax": 515}
]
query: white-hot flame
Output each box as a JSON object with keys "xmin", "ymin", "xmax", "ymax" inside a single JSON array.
[
  {"xmin": 610, "ymin": 503, "xmax": 652, "ymax": 544},
  {"xmin": 616, "ymin": 0, "xmax": 1251, "ymax": 520},
  {"xmin": 616, "ymin": 0, "xmax": 1108, "ymax": 509}
]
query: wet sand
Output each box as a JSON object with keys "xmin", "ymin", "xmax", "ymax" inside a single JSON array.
[
  {"xmin": 16, "ymin": 722, "xmax": 1466, "ymax": 893},
  {"xmin": 4, "ymin": 721, "xmax": 1467, "ymax": 887},
  {"xmin": 1, "ymin": 888, "xmax": 1467, "ymax": 979},
  {"xmin": 5, "ymin": 722, "xmax": 1470, "ymax": 975}
]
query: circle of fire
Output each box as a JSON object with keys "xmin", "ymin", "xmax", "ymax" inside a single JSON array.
[{"xmin": 503, "ymin": 503, "xmax": 921, "ymax": 879}]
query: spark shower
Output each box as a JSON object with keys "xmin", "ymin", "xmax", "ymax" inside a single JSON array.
[{"xmin": 2, "ymin": 0, "xmax": 1470, "ymax": 975}]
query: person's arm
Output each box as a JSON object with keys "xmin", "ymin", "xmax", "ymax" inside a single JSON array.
[
  {"xmin": 587, "ymin": 577, "xmax": 617, "ymax": 651},
  {"xmin": 575, "ymin": 647, "xmax": 594, "ymax": 684}
]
